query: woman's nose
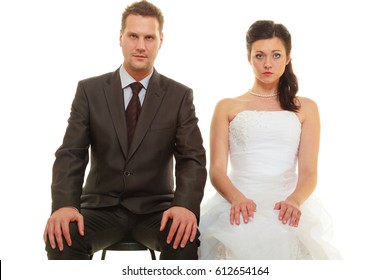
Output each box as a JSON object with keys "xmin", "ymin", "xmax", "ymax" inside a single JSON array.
[{"xmin": 264, "ymin": 57, "xmax": 272, "ymax": 68}]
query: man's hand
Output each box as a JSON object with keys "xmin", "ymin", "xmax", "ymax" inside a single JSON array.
[
  {"xmin": 160, "ymin": 206, "xmax": 197, "ymax": 249},
  {"xmin": 43, "ymin": 207, "xmax": 84, "ymax": 251}
]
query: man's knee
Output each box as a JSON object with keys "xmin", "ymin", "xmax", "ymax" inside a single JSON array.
[
  {"xmin": 159, "ymin": 220, "xmax": 200, "ymax": 260},
  {"xmin": 45, "ymin": 222, "xmax": 90, "ymax": 260}
]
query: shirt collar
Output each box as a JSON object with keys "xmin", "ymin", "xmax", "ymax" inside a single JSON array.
[{"xmin": 119, "ymin": 64, "xmax": 153, "ymax": 89}]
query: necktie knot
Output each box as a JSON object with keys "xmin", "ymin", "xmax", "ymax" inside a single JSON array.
[{"xmin": 130, "ymin": 82, "xmax": 143, "ymax": 96}]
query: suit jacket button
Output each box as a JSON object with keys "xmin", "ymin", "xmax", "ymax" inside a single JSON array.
[{"xmin": 124, "ymin": 171, "xmax": 131, "ymax": 176}]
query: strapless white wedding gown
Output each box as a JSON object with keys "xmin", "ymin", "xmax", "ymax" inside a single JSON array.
[{"xmin": 199, "ymin": 111, "xmax": 341, "ymax": 260}]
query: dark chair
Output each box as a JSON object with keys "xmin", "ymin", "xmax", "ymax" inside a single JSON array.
[{"xmin": 91, "ymin": 240, "xmax": 157, "ymax": 260}]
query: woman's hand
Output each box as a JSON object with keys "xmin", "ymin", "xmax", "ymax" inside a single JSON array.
[
  {"xmin": 230, "ymin": 197, "xmax": 257, "ymax": 225},
  {"xmin": 274, "ymin": 198, "xmax": 301, "ymax": 227}
]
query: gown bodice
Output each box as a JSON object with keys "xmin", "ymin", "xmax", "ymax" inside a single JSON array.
[{"xmin": 228, "ymin": 110, "xmax": 301, "ymax": 194}]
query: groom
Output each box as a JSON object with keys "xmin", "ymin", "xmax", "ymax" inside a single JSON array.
[{"xmin": 43, "ymin": 0, "xmax": 207, "ymax": 259}]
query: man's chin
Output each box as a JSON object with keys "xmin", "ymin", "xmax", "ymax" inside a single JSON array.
[{"xmin": 130, "ymin": 62, "xmax": 151, "ymax": 72}]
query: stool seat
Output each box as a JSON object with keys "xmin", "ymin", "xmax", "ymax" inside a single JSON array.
[
  {"xmin": 104, "ymin": 241, "xmax": 148, "ymax": 251},
  {"xmin": 101, "ymin": 240, "xmax": 157, "ymax": 260}
]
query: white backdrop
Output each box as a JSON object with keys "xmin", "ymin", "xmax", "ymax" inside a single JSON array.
[{"xmin": 1, "ymin": 0, "xmax": 389, "ymax": 278}]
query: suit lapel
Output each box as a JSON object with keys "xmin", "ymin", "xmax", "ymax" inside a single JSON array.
[
  {"xmin": 103, "ymin": 69, "xmax": 128, "ymax": 158},
  {"xmin": 127, "ymin": 70, "xmax": 165, "ymax": 160}
]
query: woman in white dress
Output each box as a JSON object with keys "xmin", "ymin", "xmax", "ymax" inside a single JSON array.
[{"xmin": 199, "ymin": 20, "xmax": 340, "ymax": 259}]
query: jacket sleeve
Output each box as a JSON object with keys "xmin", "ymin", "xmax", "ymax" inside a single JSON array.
[
  {"xmin": 170, "ymin": 88, "xmax": 207, "ymax": 220},
  {"xmin": 51, "ymin": 81, "xmax": 90, "ymax": 212}
]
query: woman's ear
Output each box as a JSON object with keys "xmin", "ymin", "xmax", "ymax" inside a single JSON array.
[{"xmin": 286, "ymin": 55, "xmax": 291, "ymax": 65}]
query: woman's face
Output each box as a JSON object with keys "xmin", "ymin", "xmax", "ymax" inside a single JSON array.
[{"xmin": 248, "ymin": 37, "xmax": 291, "ymax": 86}]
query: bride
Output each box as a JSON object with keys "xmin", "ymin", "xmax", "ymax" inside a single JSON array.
[{"xmin": 198, "ymin": 20, "xmax": 340, "ymax": 260}]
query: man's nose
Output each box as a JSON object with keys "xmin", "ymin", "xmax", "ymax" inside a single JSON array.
[{"xmin": 136, "ymin": 38, "xmax": 145, "ymax": 50}]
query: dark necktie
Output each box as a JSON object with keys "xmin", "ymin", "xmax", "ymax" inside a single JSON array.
[{"xmin": 126, "ymin": 82, "xmax": 143, "ymax": 146}]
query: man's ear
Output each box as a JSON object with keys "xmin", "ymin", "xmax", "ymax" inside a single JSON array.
[
  {"xmin": 119, "ymin": 32, "xmax": 123, "ymax": 47},
  {"xmin": 159, "ymin": 32, "xmax": 164, "ymax": 50}
]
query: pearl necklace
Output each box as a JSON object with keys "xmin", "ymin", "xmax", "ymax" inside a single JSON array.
[{"xmin": 248, "ymin": 89, "xmax": 278, "ymax": 98}]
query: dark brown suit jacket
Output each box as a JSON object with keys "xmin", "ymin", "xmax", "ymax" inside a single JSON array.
[{"xmin": 51, "ymin": 68, "xmax": 207, "ymax": 219}]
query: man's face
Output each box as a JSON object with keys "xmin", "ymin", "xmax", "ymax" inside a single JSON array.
[{"xmin": 120, "ymin": 14, "xmax": 163, "ymax": 80}]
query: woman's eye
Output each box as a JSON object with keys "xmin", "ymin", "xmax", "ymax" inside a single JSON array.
[
  {"xmin": 273, "ymin": 53, "xmax": 281, "ymax": 59},
  {"xmin": 255, "ymin": 54, "xmax": 264, "ymax": 59}
]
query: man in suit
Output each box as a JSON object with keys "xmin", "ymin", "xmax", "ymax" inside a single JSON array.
[{"xmin": 43, "ymin": 0, "xmax": 207, "ymax": 260}]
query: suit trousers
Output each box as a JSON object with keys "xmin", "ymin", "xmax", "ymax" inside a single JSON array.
[{"xmin": 45, "ymin": 205, "xmax": 200, "ymax": 260}]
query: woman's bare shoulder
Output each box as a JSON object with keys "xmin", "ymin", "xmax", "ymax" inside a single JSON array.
[
  {"xmin": 213, "ymin": 96, "xmax": 247, "ymax": 121},
  {"xmin": 214, "ymin": 96, "xmax": 244, "ymax": 111},
  {"xmin": 296, "ymin": 96, "xmax": 319, "ymax": 122},
  {"xmin": 297, "ymin": 96, "xmax": 318, "ymax": 111}
]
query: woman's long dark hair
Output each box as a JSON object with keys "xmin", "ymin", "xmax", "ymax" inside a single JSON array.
[{"xmin": 246, "ymin": 20, "xmax": 300, "ymax": 112}]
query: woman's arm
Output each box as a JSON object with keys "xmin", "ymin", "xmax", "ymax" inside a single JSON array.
[
  {"xmin": 275, "ymin": 97, "xmax": 320, "ymax": 227},
  {"xmin": 209, "ymin": 99, "xmax": 257, "ymax": 225}
]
